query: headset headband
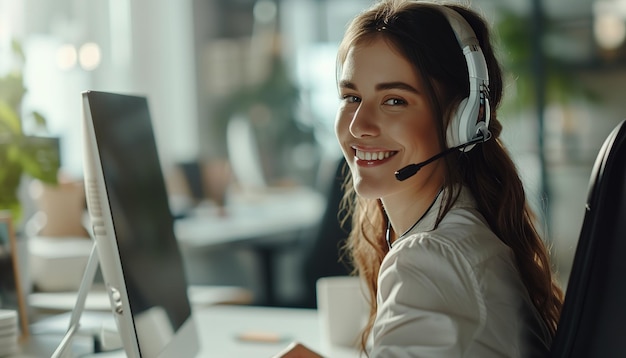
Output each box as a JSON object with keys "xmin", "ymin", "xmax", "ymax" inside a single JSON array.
[{"xmin": 435, "ymin": 4, "xmax": 491, "ymax": 151}]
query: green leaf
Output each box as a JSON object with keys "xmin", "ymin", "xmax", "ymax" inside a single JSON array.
[
  {"xmin": 11, "ymin": 39, "xmax": 26, "ymax": 63},
  {"xmin": 0, "ymin": 200, "xmax": 22, "ymax": 224},
  {"xmin": 0, "ymin": 158, "xmax": 24, "ymax": 222},
  {"xmin": 0, "ymin": 73, "xmax": 26, "ymax": 111},
  {"xmin": 0, "ymin": 100, "xmax": 22, "ymax": 135},
  {"xmin": 32, "ymin": 111, "xmax": 48, "ymax": 128},
  {"xmin": 20, "ymin": 136, "xmax": 60, "ymax": 184}
]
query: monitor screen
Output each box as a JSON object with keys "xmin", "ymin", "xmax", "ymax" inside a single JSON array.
[{"xmin": 81, "ymin": 90, "xmax": 199, "ymax": 357}]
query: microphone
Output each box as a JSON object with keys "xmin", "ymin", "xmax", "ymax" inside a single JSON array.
[{"xmin": 394, "ymin": 133, "xmax": 490, "ymax": 181}]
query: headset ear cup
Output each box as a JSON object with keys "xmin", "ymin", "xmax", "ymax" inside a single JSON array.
[{"xmin": 446, "ymin": 98, "xmax": 468, "ymax": 149}]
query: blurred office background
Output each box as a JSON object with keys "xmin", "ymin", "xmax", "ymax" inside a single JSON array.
[{"xmin": 2, "ymin": 0, "xmax": 626, "ymax": 308}]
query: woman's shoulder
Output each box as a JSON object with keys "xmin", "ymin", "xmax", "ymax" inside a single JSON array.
[{"xmin": 390, "ymin": 205, "xmax": 513, "ymax": 270}]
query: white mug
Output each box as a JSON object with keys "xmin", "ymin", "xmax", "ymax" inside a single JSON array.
[{"xmin": 316, "ymin": 276, "xmax": 369, "ymax": 350}]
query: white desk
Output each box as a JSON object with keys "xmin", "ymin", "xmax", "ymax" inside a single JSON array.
[
  {"xmin": 194, "ymin": 305, "xmax": 359, "ymax": 358},
  {"xmin": 16, "ymin": 305, "xmax": 361, "ymax": 358}
]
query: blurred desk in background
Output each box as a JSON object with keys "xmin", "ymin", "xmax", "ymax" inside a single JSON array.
[{"xmin": 174, "ymin": 186, "xmax": 326, "ymax": 305}]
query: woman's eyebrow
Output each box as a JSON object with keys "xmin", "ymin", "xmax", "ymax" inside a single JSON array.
[
  {"xmin": 338, "ymin": 80, "xmax": 356, "ymax": 90},
  {"xmin": 376, "ymin": 81, "xmax": 420, "ymax": 94},
  {"xmin": 338, "ymin": 80, "xmax": 420, "ymax": 94}
]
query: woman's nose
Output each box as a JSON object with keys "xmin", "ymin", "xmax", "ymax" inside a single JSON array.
[{"xmin": 349, "ymin": 105, "xmax": 380, "ymax": 138}]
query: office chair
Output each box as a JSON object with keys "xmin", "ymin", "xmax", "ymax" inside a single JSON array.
[
  {"xmin": 549, "ymin": 119, "xmax": 626, "ymax": 358},
  {"xmin": 299, "ymin": 156, "xmax": 353, "ymax": 308}
]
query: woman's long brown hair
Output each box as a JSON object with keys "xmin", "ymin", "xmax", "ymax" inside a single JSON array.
[{"xmin": 336, "ymin": 0, "xmax": 564, "ymax": 353}]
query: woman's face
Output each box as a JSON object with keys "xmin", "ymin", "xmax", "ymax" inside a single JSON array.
[{"xmin": 335, "ymin": 37, "xmax": 444, "ymax": 200}]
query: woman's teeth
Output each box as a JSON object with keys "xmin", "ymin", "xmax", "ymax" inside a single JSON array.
[{"xmin": 356, "ymin": 150, "xmax": 394, "ymax": 161}]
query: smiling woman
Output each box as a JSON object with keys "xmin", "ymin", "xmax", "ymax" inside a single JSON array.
[
  {"xmin": 335, "ymin": 38, "xmax": 442, "ymax": 205},
  {"xmin": 274, "ymin": 1, "xmax": 564, "ymax": 357}
]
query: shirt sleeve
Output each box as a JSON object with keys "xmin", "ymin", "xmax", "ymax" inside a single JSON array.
[{"xmin": 370, "ymin": 234, "xmax": 485, "ymax": 358}]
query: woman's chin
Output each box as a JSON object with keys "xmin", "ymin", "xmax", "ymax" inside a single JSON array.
[{"xmin": 353, "ymin": 182, "xmax": 386, "ymax": 201}]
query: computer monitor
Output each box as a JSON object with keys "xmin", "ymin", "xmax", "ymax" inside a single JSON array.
[{"xmin": 81, "ymin": 90, "xmax": 199, "ymax": 357}]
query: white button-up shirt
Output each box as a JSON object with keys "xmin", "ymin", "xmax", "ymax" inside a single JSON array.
[{"xmin": 370, "ymin": 187, "xmax": 552, "ymax": 357}]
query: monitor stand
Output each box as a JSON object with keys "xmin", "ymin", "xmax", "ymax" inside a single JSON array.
[{"xmin": 51, "ymin": 241, "xmax": 111, "ymax": 358}]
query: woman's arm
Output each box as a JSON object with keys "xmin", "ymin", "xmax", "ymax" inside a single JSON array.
[{"xmin": 371, "ymin": 234, "xmax": 484, "ymax": 357}]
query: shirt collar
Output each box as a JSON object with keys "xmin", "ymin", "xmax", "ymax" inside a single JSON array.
[{"xmin": 398, "ymin": 185, "xmax": 476, "ymax": 240}]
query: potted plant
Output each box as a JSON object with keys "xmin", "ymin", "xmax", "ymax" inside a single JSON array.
[
  {"xmin": 0, "ymin": 39, "xmax": 60, "ymax": 225},
  {"xmin": 495, "ymin": 9, "xmax": 597, "ymax": 112}
]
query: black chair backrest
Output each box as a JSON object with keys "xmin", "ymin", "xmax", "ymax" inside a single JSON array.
[
  {"xmin": 550, "ymin": 119, "xmax": 626, "ymax": 357},
  {"xmin": 301, "ymin": 157, "xmax": 353, "ymax": 308}
]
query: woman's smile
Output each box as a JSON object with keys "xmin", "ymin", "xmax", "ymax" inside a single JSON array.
[{"xmin": 353, "ymin": 146, "xmax": 398, "ymax": 166}]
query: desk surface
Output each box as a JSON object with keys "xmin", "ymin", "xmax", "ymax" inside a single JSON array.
[
  {"xmin": 16, "ymin": 305, "xmax": 361, "ymax": 358},
  {"xmin": 196, "ymin": 305, "xmax": 322, "ymax": 357}
]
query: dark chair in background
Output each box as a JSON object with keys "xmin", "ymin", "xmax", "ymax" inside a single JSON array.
[
  {"xmin": 549, "ymin": 119, "xmax": 626, "ymax": 357},
  {"xmin": 179, "ymin": 161, "xmax": 205, "ymax": 202},
  {"xmin": 299, "ymin": 157, "xmax": 353, "ymax": 308}
]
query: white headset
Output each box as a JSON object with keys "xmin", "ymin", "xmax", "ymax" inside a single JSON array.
[{"xmin": 437, "ymin": 5, "xmax": 491, "ymax": 152}]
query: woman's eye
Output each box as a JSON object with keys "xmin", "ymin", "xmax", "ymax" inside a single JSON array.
[
  {"xmin": 383, "ymin": 98, "xmax": 406, "ymax": 106},
  {"xmin": 342, "ymin": 95, "xmax": 361, "ymax": 103}
]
